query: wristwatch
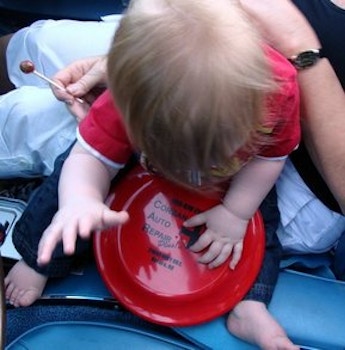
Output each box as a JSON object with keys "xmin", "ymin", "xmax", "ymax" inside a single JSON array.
[{"xmin": 288, "ymin": 48, "xmax": 324, "ymax": 70}]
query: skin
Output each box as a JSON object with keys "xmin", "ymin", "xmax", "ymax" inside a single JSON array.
[
  {"xmin": 4, "ymin": 3, "xmax": 328, "ymax": 348},
  {"xmin": 36, "ymin": 150, "xmax": 285, "ymax": 270},
  {"xmin": 330, "ymin": 0, "xmax": 345, "ymax": 7},
  {"xmin": 241, "ymin": 0, "xmax": 345, "ymax": 214},
  {"xmin": 37, "ymin": 143, "xmax": 129, "ymax": 265},
  {"xmin": 52, "ymin": 56, "xmax": 107, "ymax": 122},
  {"xmin": 0, "ymin": 33, "xmax": 15, "ymax": 94},
  {"xmin": 186, "ymin": 157, "xmax": 285, "ymax": 269}
]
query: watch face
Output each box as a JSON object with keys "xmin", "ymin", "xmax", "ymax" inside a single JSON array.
[{"xmin": 290, "ymin": 49, "xmax": 321, "ymax": 69}]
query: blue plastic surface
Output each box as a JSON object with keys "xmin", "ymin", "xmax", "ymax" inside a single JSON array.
[
  {"xmin": 6, "ymin": 321, "xmax": 198, "ymax": 350},
  {"xmin": 270, "ymin": 270, "xmax": 345, "ymax": 349},
  {"xmin": 43, "ymin": 262, "xmax": 111, "ymax": 301},
  {"xmin": 175, "ymin": 270, "xmax": 345, "ymax": 350},
  {"xmin": 8, "ymin": 261, "xmax": 345, "ymax": 349}
]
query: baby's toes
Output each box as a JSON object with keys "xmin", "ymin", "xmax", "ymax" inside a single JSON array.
[
  {"xmin": 8, "ymin": 286, "xmax": 21, "ymax": 306},
  {"xmin": 16, "ymin": 289, "xmax": 41, "ymax": 307},
  {"xmin": 5, "ymin": 281, "xmax": 16, "ymax": 302}
]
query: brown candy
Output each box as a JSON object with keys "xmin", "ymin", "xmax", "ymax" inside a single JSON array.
[{"xmin": 20, "ymin": 60, "xmax": 35, "ymax": 74}]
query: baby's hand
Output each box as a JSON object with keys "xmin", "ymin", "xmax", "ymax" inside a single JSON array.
[
  {"xmin": 37, "ymin": 198, "xmax": 129, "ymax": 266},
  {"xmin": 184, "ymin": 204, "xmax": 248, "ymax": 269}
]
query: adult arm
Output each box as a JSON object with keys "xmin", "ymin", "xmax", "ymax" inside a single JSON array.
[
  {"xmin": 241, "ymin": 0, "xmax": 345, "ymax": 214},
  {"xmin": 299, "ymin": 61, "xmax": 345, "ymax": 215}
]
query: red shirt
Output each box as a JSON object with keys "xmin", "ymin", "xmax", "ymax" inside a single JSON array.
[{"xmin": 78, "ymin": 47, "xmax": 300, "ymax": 170}]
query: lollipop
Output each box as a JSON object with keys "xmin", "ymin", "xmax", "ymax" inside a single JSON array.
[
  {"xmin": 20, "ymin": 60, "xmax": 83, "ymax": 103},
  {"xmin": 19, "ymin": 60, "xmax": 35, "ymax": 74}
]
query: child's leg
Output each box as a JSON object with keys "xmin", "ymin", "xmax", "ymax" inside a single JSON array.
[
  {"xmin": 227, "ymin": 187, "xmax": 299, "ymax": 350},
  {"xmin": 4, "ymin": 143, "xmax": 90, "ymax": 307}
]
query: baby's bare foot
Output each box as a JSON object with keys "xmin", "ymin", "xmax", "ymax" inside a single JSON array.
[
  {"xmin": 227, "ymin": 300, "xmax": 300, "ymax": 350},
  {"xmin": 5, "ymin": 259, "xmax": 47, "ymax": 307}
]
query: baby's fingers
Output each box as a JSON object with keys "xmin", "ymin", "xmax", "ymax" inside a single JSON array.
[
  {"xmin": 189, "ymin": 229, "xmax": 213, "ymax": 252},
  {"xmin": 208, "ymin": 243, "xmax": 234, "ymax": 269},
  {"xmin": 197, "ymin": 241, "xmax": 223, "ymax": 265},
  {"xmin": 229, "ymin": 241, "xmax": 244, "ymax": 270},
  {"xmin": 183, "ymin": 213, "xmax": 206, "ymax": 228},
  {"xmin": 37, "ymin": 224, "xmax": 65, "ymax": 266},
  {"xmin": 61, "ymin": 222, "xmax": 79, "ymax": 255},
  {"xmin": 102, "ymin": 209, "xmax": 129, "ymax": 228}
]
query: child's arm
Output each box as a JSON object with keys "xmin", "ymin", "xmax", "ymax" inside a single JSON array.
[
  {"xmin": 37, "ymin": 142, "xmax": 129, "ymax": 265},
  {"xmin": 184, "ymin": 157, "xmax": 285, "ymax": 269}
]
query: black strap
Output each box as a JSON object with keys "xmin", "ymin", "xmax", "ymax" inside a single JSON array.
[{"xmin": 290, "ymin": 143, "xmax": 342, "ymax": 214}]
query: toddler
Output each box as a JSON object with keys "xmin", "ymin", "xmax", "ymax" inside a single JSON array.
[{"xmin": 6, "ymin": 1, "xmax": 300, "ymax": 349}]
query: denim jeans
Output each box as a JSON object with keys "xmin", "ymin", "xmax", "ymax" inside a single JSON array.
[
  {"xmin": 12, "ymin": 143, "xmax": 84, "ymax": 277},
  {"xmin": 12, "ymin": 143, "xmax": 134, "ymax": 278},
  {"xmin": 333, "ymin": 231, "xmax": 345, "ymax": 281},
  {"xmin": 13, "ymin": 146, "xmax": 282, "ymax": 304},
  {"xmin": 244, "ymin": 187, "xmax": 282, "ymax": 305}
]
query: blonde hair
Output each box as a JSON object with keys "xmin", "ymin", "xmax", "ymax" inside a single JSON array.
[{"xmin": 107, "ymin": 0, "xmax": 276, "ymax": 188}]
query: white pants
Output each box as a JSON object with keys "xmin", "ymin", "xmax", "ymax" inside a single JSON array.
[
  {"xmin": 276, "ymin": 159, "xmax": 345, "ymax": 254},
  {"xmin": 1, "ymin": 16, "xmax": 120, "ymax": 177}
]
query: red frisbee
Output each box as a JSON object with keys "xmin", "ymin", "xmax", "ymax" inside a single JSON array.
[{"xmin": 94, "ymin": 164, "xmax": 265, "ymax": 326}]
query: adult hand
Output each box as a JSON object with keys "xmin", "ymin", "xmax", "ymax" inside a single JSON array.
[
  {"xmin": 240, "ymin": 0, "xmax": 321, "ymax": 57},
  {"xmin": 51, "ymin": 56, "xmax": 107, "ymax": 122}
]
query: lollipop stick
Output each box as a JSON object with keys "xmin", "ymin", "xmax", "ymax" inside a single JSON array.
[
  {"xmin": 33, "ymin": 70, "xmax": 64, "ymax": 91},
  {"xmin": 33, "ymin": 70, "xmax": 84, "ymax": 103}
]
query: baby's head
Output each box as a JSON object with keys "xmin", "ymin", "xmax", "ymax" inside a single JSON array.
[{"xmin": 107, "ymin": 0, "xmax": 276, "ymax": 188}]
